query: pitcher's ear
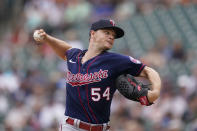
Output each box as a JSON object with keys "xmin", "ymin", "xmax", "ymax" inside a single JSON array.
[
  {"xmin": 89, "ymin": 30, "xmax": 96, "ymax": 39},
  {"xmin": 90, "ymin": 30, "xmax": 95, "ymax": 35}
]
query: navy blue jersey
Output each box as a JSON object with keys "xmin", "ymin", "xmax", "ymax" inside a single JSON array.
[{"xmin": 65, "ymin": 48, "xmax": 145, "ymax": 124}]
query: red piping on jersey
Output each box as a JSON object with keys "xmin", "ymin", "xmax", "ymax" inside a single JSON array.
[
  {"xmin": 77, "ymin": 52, "xmax": 81, "ymax": 72},
  {"xmin": 86, "ymin": 56, "xmax": 100, "ymax": 124},
  {"xmin": 76, "ymin": 51, "xmax": 91, "ymax": 122},
  {"xmin": 136, "ymin": 64, "xmax": 145, "ymax": 75},
  {"xmin": 77, "ymin": 87, "xmax": 91, "ymax": 122}
]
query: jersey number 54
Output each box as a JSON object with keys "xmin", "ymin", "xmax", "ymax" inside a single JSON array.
[{"xmin": 91, "ymin": 87, "xmax": 110, "ymax": 101}]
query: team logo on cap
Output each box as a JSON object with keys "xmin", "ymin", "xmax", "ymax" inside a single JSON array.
[{"xmin": 110, "ymin": 20, "xmax": 115, "ymax": 26}]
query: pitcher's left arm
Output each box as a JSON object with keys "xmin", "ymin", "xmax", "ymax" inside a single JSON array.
[{"xmin": 139, "ymin": 66, "xmax": 161, "ymax": 103}]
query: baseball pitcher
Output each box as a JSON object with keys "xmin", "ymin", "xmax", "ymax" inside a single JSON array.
[{"xmin": 33, "ymin": 19, "xmax": 161, "ymax": 131}]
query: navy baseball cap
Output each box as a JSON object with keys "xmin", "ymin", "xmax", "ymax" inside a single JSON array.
[{"xmin": 90, "ymin": 19, "xmax": 124, "ymax": 39}]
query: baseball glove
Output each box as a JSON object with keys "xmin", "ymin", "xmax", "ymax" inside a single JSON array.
[{"xmin": 115, "ymin": 74, "xmax": 153, "ymax": 106}]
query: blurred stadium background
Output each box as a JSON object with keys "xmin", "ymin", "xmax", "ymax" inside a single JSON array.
[{"xmin": 0, "ymin": 0, "xmax": 197, "ymax": 131}]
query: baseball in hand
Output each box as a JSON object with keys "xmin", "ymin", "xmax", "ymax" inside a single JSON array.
[{"xmin": 33, "ymin": 30, "xmax": 43, "ymax": 41}]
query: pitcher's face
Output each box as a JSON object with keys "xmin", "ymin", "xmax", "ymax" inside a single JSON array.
[{"xmin": 90, "ymin": 29, "xmax": 116, "ymax": 50}]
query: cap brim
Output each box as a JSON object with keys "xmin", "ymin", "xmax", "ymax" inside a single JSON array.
[
  {"xmin": 99, "ymin": 27, "xmax": 124, "ymax": 39},
  {"xmin": 112, "ymin": 27, "xmax": 124, "ymax": 39}
]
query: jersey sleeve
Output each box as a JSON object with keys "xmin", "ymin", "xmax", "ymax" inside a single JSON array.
[
  {"xmin": 65, "ymin": 48, "xmax": 81, "ymax": 60},
  {"xmin": 112, "ymin": 54, "xmax": 145, "ymax": 77},
  {"xmin": 126, "ymin": 56, "xmax": 145, "ymax": 76}
]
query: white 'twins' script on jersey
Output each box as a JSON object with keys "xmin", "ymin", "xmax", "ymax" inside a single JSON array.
[{"xmin": 66, "ymin": 69, "xmax": 108, "ymax": 86}]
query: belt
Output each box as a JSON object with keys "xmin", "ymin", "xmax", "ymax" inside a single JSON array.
[{"xmin": 66, "ymin": 117, "xmax": 110, "ymax": 131}]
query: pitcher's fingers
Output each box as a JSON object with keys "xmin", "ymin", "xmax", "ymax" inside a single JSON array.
[{"xmin": 39, "ymin": 29, "xmax": 44, "ymax": 33}]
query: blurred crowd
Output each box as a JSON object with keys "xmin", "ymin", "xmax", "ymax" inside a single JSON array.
[{"xmin": 0, "ymin": 0, "xmax": 197, "ymax": 131}]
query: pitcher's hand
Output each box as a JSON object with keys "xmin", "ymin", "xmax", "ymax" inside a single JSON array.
[{"xmin": 33, "ymin": 29, "xmax": 47, "ymax": 43}]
